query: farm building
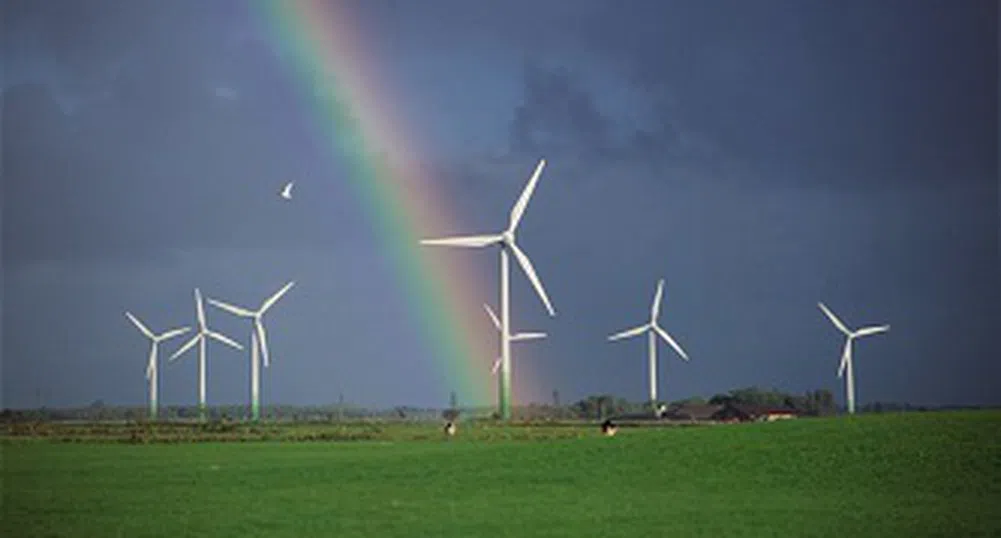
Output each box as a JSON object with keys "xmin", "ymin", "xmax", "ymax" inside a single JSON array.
[
  {"xmin": 662, "ymin": 404, "xmax": 725, "ymax": 422},
  {"xmin": 711, "ymin": 403, "xmax": 800, "ymax": 423}
]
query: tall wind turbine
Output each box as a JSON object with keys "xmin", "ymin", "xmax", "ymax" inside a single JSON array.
[
  {"xmin": 169, "ymin": 288, "xmax": 244, "ymax": 421},
  {"xmin": 207, "ymin": 281, "xmax": 295, "ymax": 421},
  {"xmin": 817, "ymin": 302, "xmax": 889, "ymax": 415},
  {"xmin": 124, "ymin": 312, "xmax": 190, "ymax": 420},
  {"xmin": 608, "ymin": 279, "xmax": 690, "ymax": 410},
  {"xmin": 484, "ymin": 303, "xmax": 545, "ymax": 403},
  {"xmin": 420, "ymin": 158, "xmax": 555, "ymax": 420}
]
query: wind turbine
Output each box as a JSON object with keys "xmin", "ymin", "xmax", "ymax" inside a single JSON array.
[
  {"xmin": 207, "ymin": 281, "xmax": 295, "ymax": 421},
  {"xmin": 124, "ymin": 312, "xmax": 190, "ymax": 420},
  {"xmin": 420, "ymin": 158, "xmax": 555, "ymax": 420},
  {"xmin": 817, "ymin": 302, "xmax": 889, "ymax": 415},
  {"xmin": 608, "ymin": 279, "xmax": 690, "ymax": 411},
  {"xmin": 169, "ymin": 288, "xmax": 244, "ymax": 421},
  {"xmin": 484, "ymin": 303, "xmax": 545, "ymax": 401}
]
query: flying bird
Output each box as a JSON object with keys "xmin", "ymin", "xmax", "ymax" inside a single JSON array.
[{"xmin": 280, "ymin": 181, "xmax": 294, "ymax": 200}]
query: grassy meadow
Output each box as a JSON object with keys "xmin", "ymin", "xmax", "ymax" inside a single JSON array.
[{"xmin": 2, "ymin": 410, "xmax": 999, "ymax": 537}]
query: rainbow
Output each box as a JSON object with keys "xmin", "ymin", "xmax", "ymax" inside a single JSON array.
[{"xmin": 251, "ymin": 0, "xmax": 541, "ymax": 407}]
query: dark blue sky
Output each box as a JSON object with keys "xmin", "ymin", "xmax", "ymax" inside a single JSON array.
[{"xmin": 2, "ymin": 0, "xmax": 998, "ymax": 409}]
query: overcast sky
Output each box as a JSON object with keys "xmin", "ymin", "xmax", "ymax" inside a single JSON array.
[{"xmin": 2, "ymin": 0, "xmax": 998, "ymax": 410}]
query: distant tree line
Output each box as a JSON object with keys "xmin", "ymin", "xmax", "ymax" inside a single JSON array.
[
  {"xmin": 0, "ymin": 387, "xmax": 988, "ymax": 424},
  {"xmin": 706, "ymin": 387, "xmax": 838, "ymax": 416}
]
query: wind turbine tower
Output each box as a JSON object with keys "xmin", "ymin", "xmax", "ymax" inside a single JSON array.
[
  {"xmin": 208, "ymin": 281, "xmax": 295, "ymax": 421},
  {"xmin": 124, "ymin": 312, "xmax": 190, "ymax": 420},
  {"xmin": 817, "ymin": 302, "xmax": 890, "ymax": 415},
  {"xmin": 169, "ymin": 288, "xmax": 244, "ymax": 421},
  {"xmin": 608, "ymin": 279, "xmax": 690, "ymax": 411},
  {"xmin": 420, "ymin": 159, "xmax": 556, "ymax": 420}
]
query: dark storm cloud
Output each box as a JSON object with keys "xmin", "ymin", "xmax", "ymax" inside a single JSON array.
[
  {"xmin": 509, "ymin": 60, "xmax": 612, "ymax": 158},
  {"xmin": 503, "ymin": 59, "xmax": 718, "ymax": 174},
  {"xmin": 574, "ymin": 0, "xmax": 998, "ymax": 188}
]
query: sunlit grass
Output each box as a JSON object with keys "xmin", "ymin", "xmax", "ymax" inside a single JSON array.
[{"xmin": 3, "ymin": 411, "xmax": 999, "ymax": 537}]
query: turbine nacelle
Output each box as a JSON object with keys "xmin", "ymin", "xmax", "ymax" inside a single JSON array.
[
  {"xmin": 818, "ymin": 302, "xmax": 889, "ymax": 382},
  {"xmin": 608, "ymin": 279, "xmax": 689, "ymax": 361},
  {"xmin": 207, "ymin": 281, "xmax": 295, "ymax": 368},
  {"xmin": 420, "ymin": 159, "xmax": 555, "ymax": 318},
  {"xmin": 169, "ymin": 288, "xmax": 244, "ymax": 364},
  {"xmin": 501, "ymin": 230, "xmax": 516, "ymax": 246},
  {"xmin": 124, "ymin": 311, "xmax": 191, "ymax": 380}
]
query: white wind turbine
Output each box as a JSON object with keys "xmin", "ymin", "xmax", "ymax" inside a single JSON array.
[
  {"xmin": 207, "ymin": 281, "xmax": 295, "ymax": 422},
  {"xmin": 484, "ymin": 303, "xmax": 545, "ymax": 399},
  {"xmin": 420, "ymin": 158, "xmax": 555, "ymax": 420},
  {"xmin": 608, "ymin": 279, "xmax": 690, "ymax": 411},
  {"xmin": 817, "ymin": 302, "xmax": 890, "ymax": 415},
  {"xmin": 124, "ymin": 312, "xmax": 190, "ymax": 420},
  {"xmin": 168, "ymin": 288, "xmax": 244, "ymax": 421}
]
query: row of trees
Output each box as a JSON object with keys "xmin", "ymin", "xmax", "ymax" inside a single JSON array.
[
  {"xmin": 562, "ymin": 387, "xmax": 839, "ymax": 419},
  {"xmin": 712, "ymin": 387, "xmax": 838, "ymax": 416}
]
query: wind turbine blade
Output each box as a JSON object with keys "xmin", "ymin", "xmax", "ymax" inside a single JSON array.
[
  {"xmin": 511, "ymin": 332, "xmax": 546, "ymax": 342},
  {"xmin": 491, "ymin": 358, "xmax": 501, "ymax": 375},
  {"xmin": 169, "ymin": 334, "xmax": 201, "ymax": 362},
  {"xmin": 853, "ymin": 325, "xmax": 889, "ymax": 338},
  {"xmin": 837, "ymin": 339, "xmax": 851, "ymax": 378},
  {"xmin": 194, "ymin": 289, "xmax": 207, "ymax": 329},
  {"xmin": 261, "ymin": 281, "xmax": 295, "ymax": 313},
  {"xmin": 157, "ymin": 327, "xmax": 191, "ymax": 342},
  {"xmin": 509, "ymin": 242, "xmax": 555, "ymax": 316},
  {"xmin": 508, "ymin": 158, "xmax": 546, "ymax": 233},
  {"xmin": 818, "ymin": 302, "xmax": 851, "ymax": 335},
  {"xmin": 483, "ymin": 304, "xmax": 501, "ymax": 331},
  {"xmin": 146, "ymin": 345, "xmax": 157, "ymax": 380},
  {"xmin": 420, "ymin": 234, "xmax": 503, "ymax": 248},
  {"xmin": 255, "ymin": 321, "xmax": 270, "ymax": 368},
  {"xmin": 654, "ymin": 324, "xmax": 689, "ymax": 361},
  {"xmin": 608, "ymin": 324, "xmax": 650, "ymax": 341},
  {"xmin": 125, "ymin": 312, "xmax": 154, "ymax": 339},
  {"xmin": 651, "ymin": 279, "xmax": 665, "ymax": 321},
  {"xmin": 208, "ymin": 330, "xmax": 244, "ymax": 351},
  {"xmin": 208, "ymin": 298, "xmax": 254, "ymax": 318}
]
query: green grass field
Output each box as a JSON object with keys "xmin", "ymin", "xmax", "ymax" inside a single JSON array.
[{"xmin": 3, "ymin": 411, "xmax": 999, "ymax": 537}]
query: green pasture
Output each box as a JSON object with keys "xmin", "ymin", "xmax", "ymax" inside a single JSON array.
[{"xmin": 3, "ymin": 411, "xmax": 999, "ymax": 537}]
